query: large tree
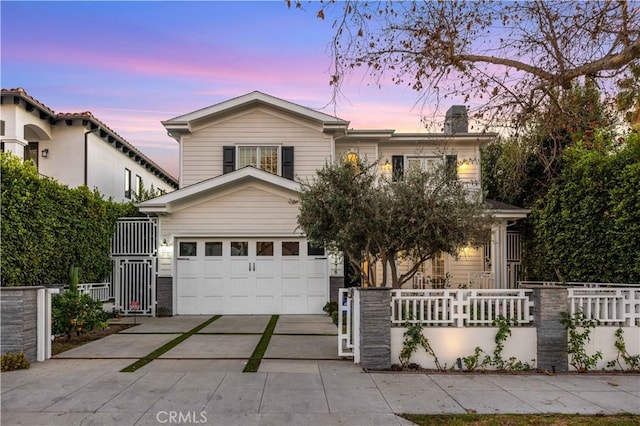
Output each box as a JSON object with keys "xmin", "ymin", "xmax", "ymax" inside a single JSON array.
[
  {"xmin": 292, "ymin": 0, "xmax": 640, "ymax": 130},
  {"xmin": 295, "ymin": 157, "xmax": 493, "ymax": 288}
]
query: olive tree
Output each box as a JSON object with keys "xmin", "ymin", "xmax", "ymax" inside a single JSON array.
[{"xmin": 295, "ymin": 157, "xmax": 494, "ymax": 288}]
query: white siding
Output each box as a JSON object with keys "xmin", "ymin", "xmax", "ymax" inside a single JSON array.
[
  {"xmin": 447, "ymin": 248, "xmax": 484, "ymax": 287},
  {"xmin": 181, "ymin": 107, "xmax": 332, "ymax": 187}
]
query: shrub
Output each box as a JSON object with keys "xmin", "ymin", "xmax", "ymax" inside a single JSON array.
[
  {"xmin": 52, "ymin": 291, "xmax": 109, "ymax": 340},
  {"xmin": 561, "ymin": 311, "xmax": 602, "ymax": 372},
  {"xmin": 1, "ymin": 352, "xmax": 30, "ymax": 371},
  {"xmin": 1, "ymin": 152, "xmax": 137, "ymax": 286},
  {"xmin": 323, "ymin": 301, "xmax": 339, "ymax": 325},
  {"xmin": 607, "ymin": 328, "xmax": 640, "ymax": 372}
]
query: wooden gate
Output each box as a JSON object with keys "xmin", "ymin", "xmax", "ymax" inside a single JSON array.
[{"xmin": 111, "ymin": 217, "xmax": 157, "ymax": 316}]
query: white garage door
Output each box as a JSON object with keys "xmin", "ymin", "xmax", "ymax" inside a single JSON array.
[{"xmin": 176, "ymin": 238, "xmax": 328, "ymax": 315}]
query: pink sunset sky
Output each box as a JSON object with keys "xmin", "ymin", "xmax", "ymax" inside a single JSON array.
[{"xmin": 1, "ymin": 1, "xmax": 465, "ymax": 178}]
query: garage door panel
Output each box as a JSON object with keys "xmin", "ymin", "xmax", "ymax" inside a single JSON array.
[
  {"xmin": 281, "ymin": 258, "xmax": 300, "ymax": 275},
  {"xmin": 204, "ymin": 258, "xmax": 225, "ymax": 274},
  {"xmin": 307, "ymin": 295, "xmax": 326, "ymax": 313},
  {"xmin": 202, "ymin": 296, "xmax": 224, "ymax": 314},
  {"xmin": 306, "ymin": 259, "xmax": 326, "ymax": 275},
  {"xmin": 257, "ymin": 278, "xmax": 279, "ymax": 295},
  {"xmin": 281, "ymin": 295, "xmax": 303, "ymax": 313},
  {"xmin": 203, "ymin": 278, "xmax": 224, "ymax": 297},
  {"xmin": 230, "ymin": 296, "xmax": 252, "ymax": 313},
  {"xmin": 231, "ymin": 278, "xmax": 255, "ymax": 295},
  {"xmin": 282, "ymin": 277, "xmax": 303, "ymax": 295},
  {"xmin": 178, "ymin": 278, "xmax": 200, "ymax": 297},
  {"xmin": 230, "ymin": 259, "xmax": 250, "ymax": 275},
  {"xmin": 307, "ymin": 278, "xmax": 326, "ymax": 294},
  {"xmin": 177, "ymin": 296, "xmax": 199, "ymax": 314},
  {"xmin": 255, "ymin": 295, "xmax": 278, "ymax": 314}
]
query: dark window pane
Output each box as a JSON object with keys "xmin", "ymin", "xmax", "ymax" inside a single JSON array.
[
  {"xmin": 282, "ymin": 242, "xmax": 299, "ymax": 256},
  {"xmin": 179, "ymin": 242, "xmax": 197, "ymax": 257},
  {"xmin": 307, "ymin": 243, "xmax": 325, "ymax": 256},
  {"xmin": 231, "ymin": 241, "xmax": 248, "ymax": 256},
  {"xmin": 205, "ymin": 242, "xmax": 222, "ymax": 256},
  {"xmin": 256, "ymin": 241, "xmax": 273, "ymax": 256}
]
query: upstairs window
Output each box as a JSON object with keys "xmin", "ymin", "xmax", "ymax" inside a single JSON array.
[
  {"xmin": 223, "ymin": 145, "xmax": 294, "ymax": 179},
  {"xmin": 238, "ymin": 146, "xmax": 279, "ymax": 174},
  {"xmin": 393, "ymin": 154, "xmax": 459, "ymax": 181},
  {"xmin": 407, "ymin": 156, "xmax": 441, "ymax": 173}
]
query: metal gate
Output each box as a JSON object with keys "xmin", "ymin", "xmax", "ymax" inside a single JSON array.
[
  {"xmin": 111, "ymin": 217, "xmax": 157, "ymax": 316},
  {"xmin": 338, "ymin": 288, "xmax": 358, "ymax": 358}
]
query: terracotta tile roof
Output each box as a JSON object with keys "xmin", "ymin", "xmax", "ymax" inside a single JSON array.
[
  {"xmin": 1, "ymin": 87, "xmax": 56, "ymax": 117},
  {"xmin": 1, "ymin": 88, "xmax": 178, "ymax": 187}
]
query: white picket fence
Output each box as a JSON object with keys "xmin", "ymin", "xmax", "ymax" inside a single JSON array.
[
  {"xmin": 390, "ymin": 289, "xmax": 534, "ymax": 327},
  {"xmin": 568, "ymin": 288, "xmax": 640, "ymax": 327}
]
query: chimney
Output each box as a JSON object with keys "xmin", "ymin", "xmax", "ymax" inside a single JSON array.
[{"xmin": 444, "ymin": 105, "xmax": 468, "ymax": 134}]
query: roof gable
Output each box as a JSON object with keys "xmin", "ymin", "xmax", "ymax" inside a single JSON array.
[
  {"xmin": 162, "ymin": 91, "xmax": 349, "ymax": 138},
  {"xmin": 137, "ymin": 166, "xmax": 299, "ymax": 214}
]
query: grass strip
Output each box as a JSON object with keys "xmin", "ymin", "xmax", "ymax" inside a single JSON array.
[
  {"xmin": 120, "ymin": 315, "xmax": 221, "ymax": 372},
  {"xmin": 243, "ymin": 315, "xmax": 279, "ymax": 373},
  {"xmin": 400, "ymin": 413, "xmax": 640, "ymax": 426}
]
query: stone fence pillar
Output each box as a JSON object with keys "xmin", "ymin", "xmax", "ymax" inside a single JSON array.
[
  {"xmin": 356, "ymin": 287, "xmax": 391, "ymax": 370},
  {"xmin": 529, "ymin": 286, "xmax": 569, "ymax": 372},
  {"xmin": 1, "ymin": 286, "xmax": 43, "ymax": 362}
]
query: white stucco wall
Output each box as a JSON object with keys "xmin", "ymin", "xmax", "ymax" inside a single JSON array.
[
  {"xmin": 576, "ymin": 326, "xmax": 640, "ymax": 371},
  {"xmin": 390, "ymin": 327, "xmax": 537, "ymax": 370}
]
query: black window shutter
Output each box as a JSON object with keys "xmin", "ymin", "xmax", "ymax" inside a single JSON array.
[
  {"xmin": 223, "ymin": 146, "xmax": 235, "ymax": 174},
  {"xmin": 391, "ymin": 155, "xmax": 404, "ymax": 181},
  {"xmin": 282, "ymin": 146, "xmax": 294, "ymax": 180},
  {"xmin": 446, "ymin": 154, "xmax": 458, "ymax": 179}
]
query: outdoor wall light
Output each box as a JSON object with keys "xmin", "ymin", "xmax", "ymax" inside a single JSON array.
[
  {"xmin": 457, "ymin": 159, "xmax": 470, "ymax": 171},
  {"xmin": 41, "ymin": 149, "xmax": 49, "ymax": 158},
  {"xmin": 382, "ymin": 159, "xmax": 392, "ymax": 172},
  {"xmin": 161, "ymin": 239, "xmax": 168, "ymax": 247}
]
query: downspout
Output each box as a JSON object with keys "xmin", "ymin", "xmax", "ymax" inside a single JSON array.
[{"xmin": 84, "ymin": 127, "xmax": 99, "ymax": 186}]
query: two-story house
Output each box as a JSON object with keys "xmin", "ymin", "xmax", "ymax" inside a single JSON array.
[
  {"xmin": 138, "ymin": 91, "xmax": 528, "ymax": 316},
  {"xmin": 1, "ymin": 88, "xmax": 178, "ymax": 200}
]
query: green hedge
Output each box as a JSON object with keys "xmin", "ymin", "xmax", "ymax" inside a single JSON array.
[
  {"xmin": 529, "ymin": 133, "xmax": 640, "ymax": 282},
  {"xmin": 1, "ymin": 152, "xmax": 137, "ymax": 286}
]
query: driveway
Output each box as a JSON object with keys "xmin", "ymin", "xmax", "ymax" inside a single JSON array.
[{"xmin": 52, "ymin": 314, "xmax": 345, "ymax": 373}]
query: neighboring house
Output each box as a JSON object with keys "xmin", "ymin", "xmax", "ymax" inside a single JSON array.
[
  {"xmin": 1, "ymin": 88, "xmax": 178, "ymax": 200},
  {"xmin": 138, "ymin": 91, "xmax": 528, "ymax": 316}
]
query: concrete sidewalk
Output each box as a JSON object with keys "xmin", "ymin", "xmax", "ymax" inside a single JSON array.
[{"xmin": 1, "ymin": 359, "xmax": 639, "ymax": 425}]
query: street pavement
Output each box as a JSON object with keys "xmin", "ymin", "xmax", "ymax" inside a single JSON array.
[{"xmin": 1, "ymin": 315, "xmax": 639, "ymax": 425}]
